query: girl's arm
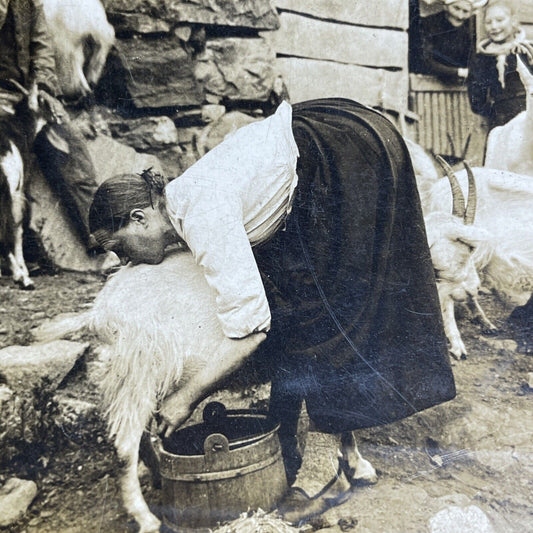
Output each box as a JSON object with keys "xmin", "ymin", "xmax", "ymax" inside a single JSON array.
[{"xmin": 158, "ymin": 331, "xmax": 267, "ymax": 437}]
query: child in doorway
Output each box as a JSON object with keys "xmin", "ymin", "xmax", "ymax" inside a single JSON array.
[
  {"xmin": 417, "ymin": 0, "xmax": 486, "ymax": 82},
  {"xmin": 468, "ymin": 0, "xmax": 533, "ymax": 128}
]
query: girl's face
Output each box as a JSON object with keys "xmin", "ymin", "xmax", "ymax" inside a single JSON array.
[
  {"xmin": 444, "ymin": 1, "xmax": 474, "ymax": 27},
  {"xmin": 484, "ymin": 5, "xmax": 515, "ymax": 44}
]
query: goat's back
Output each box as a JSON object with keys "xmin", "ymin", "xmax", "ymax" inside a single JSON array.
[
  {"xmin": 404, "ymin": 138, "xmax": 440, "ymax": 214},
  {"xmin": 484, "ymin": 113, "xmax": 533, "ymax": 176},
  {"xmin": 428, "ymin": 168, "xmax": 533, "ymax": 230},
  {"xmin": 92, "ymin": 250, "xmax": 224, "ymax": 368},
  {"xmin": 92, "ymin": 250, "xmax": 225, "ymax": 447}
]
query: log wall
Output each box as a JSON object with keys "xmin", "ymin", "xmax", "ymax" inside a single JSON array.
[{"xmin": 267, "ymin": 0, "xmax": 410, "ymax": 113}]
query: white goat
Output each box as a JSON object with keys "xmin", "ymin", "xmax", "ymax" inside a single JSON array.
[
  {"xmin": 485, "ymin": 54, "xmax": 533, "ymax": 176},
  {"xmin": 0, "ymin": 131, "xmax": 31, "ymax": 289},
  {"xmin": 42, "ymin": 0, "xmax": 115, "ymax": 98},
  {"xmin": 426, "ymin": 163, "xmax": 533, "ymax": 358},
  {"xmin": 34, "ymin": 250, "xmax": 376, "ymax": 533},
  {"xmin": 0, "ymin": 85, "xmax": 66, "ymax": 289},
  {"xmin": 404, "ymin": 138, "xmax": 441, "ymax": 215}
]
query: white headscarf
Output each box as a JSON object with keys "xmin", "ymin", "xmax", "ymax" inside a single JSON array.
[{"xmin": 478, "ymin": 28, "xmax": 528, "ymax": 87}]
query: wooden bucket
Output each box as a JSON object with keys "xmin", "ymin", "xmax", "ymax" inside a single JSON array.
[{"xmin": 159, "ymin": 402, "xmax": 288, "ymax": 529}]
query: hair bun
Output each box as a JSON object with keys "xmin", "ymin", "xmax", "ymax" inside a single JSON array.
[{"xmin": 139, "ymin": 168, "xmax": 167, "ymax": 194}]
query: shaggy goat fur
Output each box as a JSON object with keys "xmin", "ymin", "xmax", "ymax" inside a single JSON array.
[
  {"xmin": 0, "ymin": 123, "xmax": 32, "ymax": 289},
  {"xmin": 38, "ymin": 251, "xmax": 224, "ymax": 455},
  {"xmin": 42, "ymin": 0, "xmax": 115, "ymax": 98},
  {"xmin": 34, "ymin": 249, "xmax": 377, "ymax": 532},
  {"xmin": 428, "ymin": 167, "xmax": 533, "ymax": 305},
  {"xmin": 484, "ymin": 55, "xmax": 533, "ymax": 176}
]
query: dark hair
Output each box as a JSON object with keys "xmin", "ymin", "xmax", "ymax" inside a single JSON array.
[{"xmin": 89, "ymin": 169, "xmax": 168, "ymax": 237}]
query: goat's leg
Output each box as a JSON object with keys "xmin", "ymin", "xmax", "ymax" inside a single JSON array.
[
  {"xmin": 139, "ymin": 429, "xmax": 161, "ymax": 489},
  {"xmin": 10, "ymin": 192, "xmax": 33, "ymax": 290},
  {"xmin": 468, "ymin": 296, "xmax": 498, "ymax": 335},
  {"xmin": 440, "ymin": 297, "xmax": 467, "ymax": 360},
  {"xmin": 279, "ymin": 430, "xmax": 377, "ymax": 525},
  {"xmin": 117, "ymin": 433, "xmax": 161, "ymax": 533},
  {"xmin": 67, "ymin": 47, "xmax": 91, "ymax": 97},
  {"xmin": 1, "ymin": 144, "xmax": 33, "ymax": 289},
  {"xmin": 85, "ymin": 38, "xmax": 113, "ymax": 88},
  {"xmin": 338, "ymin": 431, "xmax": 377, "ymax": 485}
]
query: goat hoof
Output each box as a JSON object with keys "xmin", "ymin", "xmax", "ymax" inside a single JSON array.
[
  {"xmin": 138, "ymin": 517, "xmax": 161, "ymax": 533},
  {"xmin": 16, "ymin": 280, "xmax": 35, "ymax": 290},
  {"xmin": 460, "ymin": 353, "xmax": 467, "ymax": 360},
  {"xmin": 482, "ymin": 327, "xmax": 499, "ymax": 336},
  {"xmin": 349, "ymin": 460, "xmax": 378, "ymax": 487}
]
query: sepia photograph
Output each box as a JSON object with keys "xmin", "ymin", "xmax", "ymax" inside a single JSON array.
[{"xmin": 0, "ymin": 0, "xmax": 532, "ymax": 532}]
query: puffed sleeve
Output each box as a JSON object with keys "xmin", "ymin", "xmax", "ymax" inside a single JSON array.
[{"xmin": 172, "ymin": 188, "xmax": 271, "ymax": 339}]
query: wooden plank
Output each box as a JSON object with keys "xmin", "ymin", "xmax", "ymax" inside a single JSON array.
[
  {"xmin": 276, "ymin": 57, "xmax": 408, "ymax": 111},
  {"xmin": 265, "ymin": 12, "xmax": 407, "ymax": 69},
  {"xmin": 410, "ymin": 74, "xmax": 466, "ymax": 93},
  {"xmin": 517, "ymin": 3, "xmax": 533, "ymax": 24},
  {"xmin": 273, "ymin": 0, "xmax": 408, "ymax": 30}
]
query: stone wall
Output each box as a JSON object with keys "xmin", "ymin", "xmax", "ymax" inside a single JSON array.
[
  {"xmin": 27, "ymin": 0, "xmax": 283, "ymax": 272},
  {"xmin": 96, "ymin": 0, "xmax": 282, "ymax": 177}
]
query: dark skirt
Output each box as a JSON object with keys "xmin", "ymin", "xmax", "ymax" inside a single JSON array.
[{"xmin": 254, "ymin": 98, "xmax": 455, "ymax": 433}]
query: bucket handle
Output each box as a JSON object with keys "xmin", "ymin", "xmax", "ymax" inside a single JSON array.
[{"xmin": 204, "ymin": 433, "xmax": 230, "ymax": 464}]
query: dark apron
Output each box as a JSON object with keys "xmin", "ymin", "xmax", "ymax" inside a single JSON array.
[{"xmin": 254, "ymin": 98, "xmax": 456, "ymax": 434}]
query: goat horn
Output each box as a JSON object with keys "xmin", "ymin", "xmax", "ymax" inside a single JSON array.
[
  {"xmin": 435, "ymin": 154, "xmax": 465, "ymax": 218},
  {"xmin": 446, "ymin": 133, "xmax": 456, "ymax": 159},
  {"xmin": 463, "ymin": 161, "xmax": 477, "ymax": 225},
  {"xmin": 461, "ymin": 133, "xmax": 472, "ymax": 161}
]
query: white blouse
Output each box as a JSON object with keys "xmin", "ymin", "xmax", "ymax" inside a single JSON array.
[{"xmin": 165, "ymin": 101, "xmax": 299, "ymax": 338}]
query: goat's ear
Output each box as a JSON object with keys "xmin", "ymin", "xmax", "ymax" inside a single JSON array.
[
  {"xmin": 455, "ymin": 225, "xmax": 490, "ymax": 249},
  {"xmin": 456, "ymin": 236, "xmax": 477, "ymax": 252},
  {"xmin": 455, "ymin": 223, "xmax": 489, "ymax": 245}
]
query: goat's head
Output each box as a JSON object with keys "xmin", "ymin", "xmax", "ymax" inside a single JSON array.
[{"xmin": 426, "ymin": 159, "xmax": 487, "ymax": 304}]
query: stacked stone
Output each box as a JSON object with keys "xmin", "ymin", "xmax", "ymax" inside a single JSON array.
[
  {"xmin": 99, "ymin": 0, "xmax": 281, "ymax": 175},
  {"xmin": 0, "ymin": 341, "xmax": 91, "ymax": 466}
]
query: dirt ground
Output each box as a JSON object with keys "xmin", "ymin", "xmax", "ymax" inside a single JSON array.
[{"xmin": 0, "ymin": 271, "xmax": 532, "ymax": 533}]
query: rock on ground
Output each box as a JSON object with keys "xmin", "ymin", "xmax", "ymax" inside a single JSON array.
[
  {"xmin": 0, "ymin": 478, "xmax": 38, "ymax": 527},
  {"xmin": 0, "ymin": 341, "xmax": 88, "ymax": 464},
  {"xmin": 0, "ymin": 341, "xmax": 88, "ymax": 392},
  {"xmin": 53, "ymin": 393, "xmax": 103, "ymax": 443},
  {"xmin": 429, "ymin": 505, "xmax": 495, "ymax": 533}
]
